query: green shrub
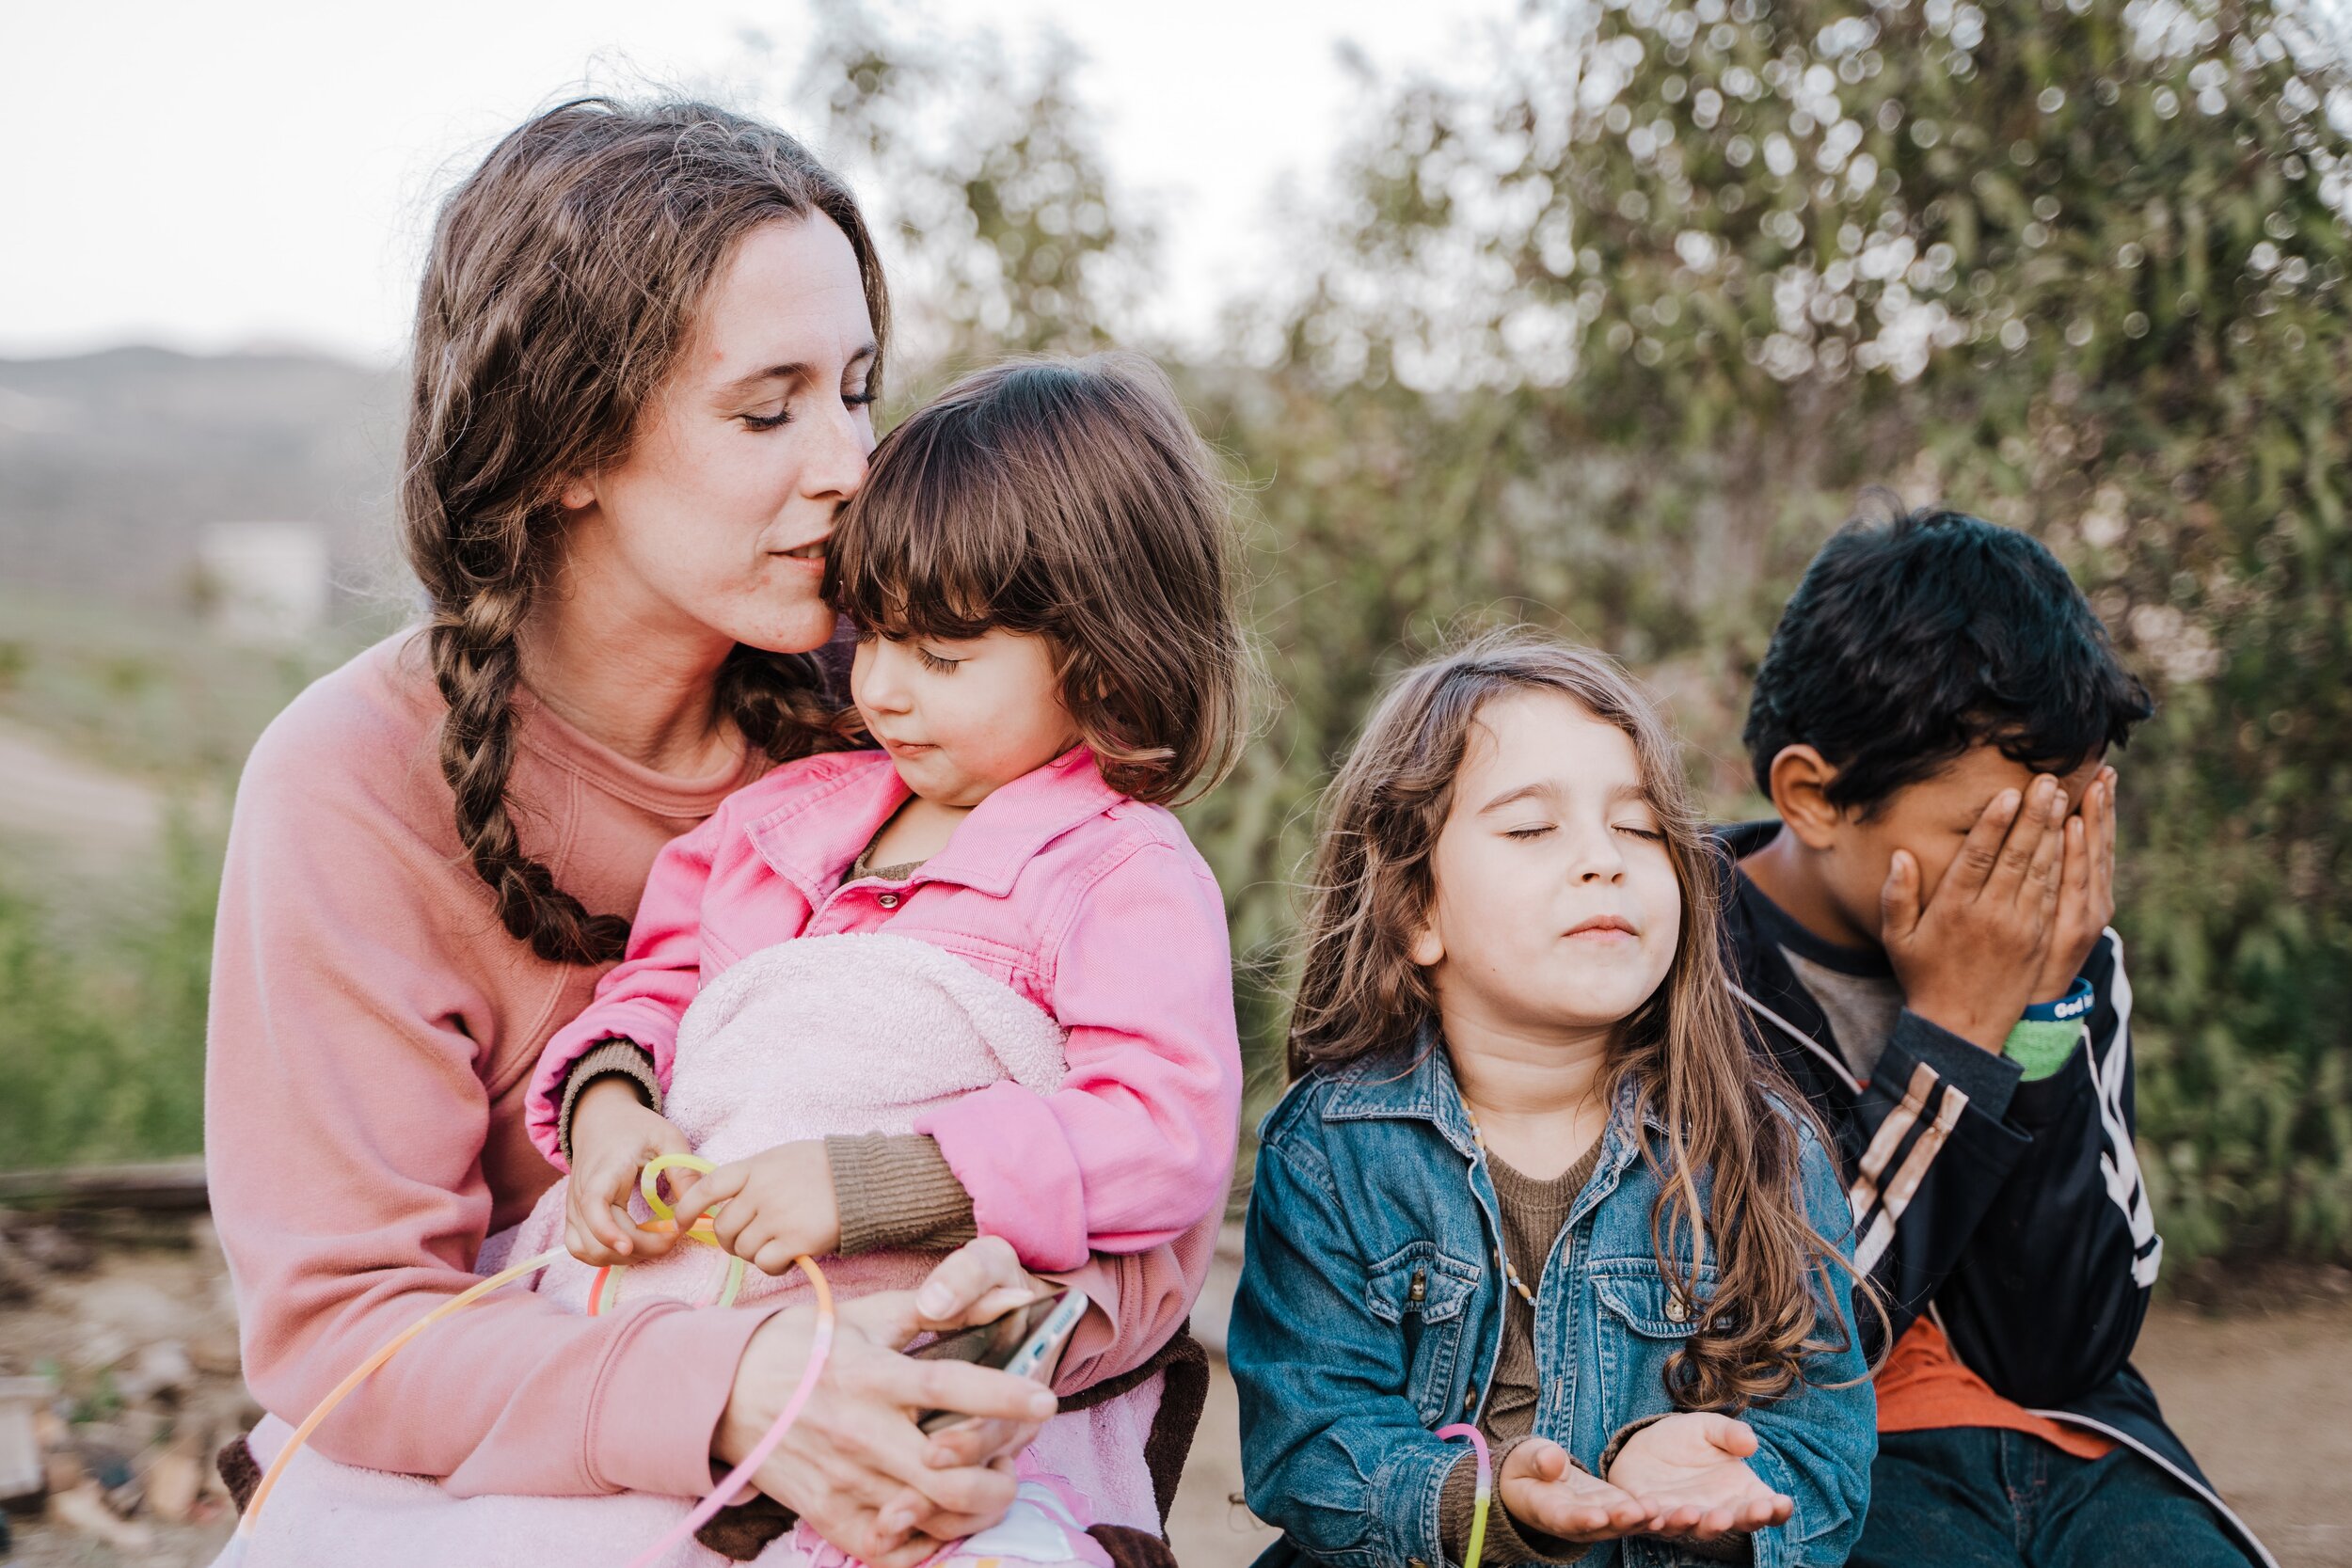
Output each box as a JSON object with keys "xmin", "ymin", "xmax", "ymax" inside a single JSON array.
[{"xmin": 0, "ymin": 814, "xmax": 215, "ymax": 1169}]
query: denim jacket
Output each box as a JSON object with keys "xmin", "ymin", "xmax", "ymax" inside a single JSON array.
[{"xmin": 1230, "ymin": 1043, "xmax": 1875, "ymax": 1568}]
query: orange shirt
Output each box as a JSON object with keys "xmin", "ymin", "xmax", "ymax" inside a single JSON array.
[{"xmin": 1876, "ymin": 1318, "xmax": 2117, "ymax": 1461}]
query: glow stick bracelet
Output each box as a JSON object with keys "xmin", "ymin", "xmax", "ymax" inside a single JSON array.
[
  {"xmin": 587, "ymin": 1152, "xmax": 749, "ymax": 1316},
  {"xmin": 1435, "ymin": 1423, "xmax": 1492, "ymax": 1568}
]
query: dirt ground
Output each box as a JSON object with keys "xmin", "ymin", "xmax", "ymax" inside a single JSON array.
[
  {"xmin": 3, "ymin": 1218, "xmax": 2346, "ymax": 1567},
  {"xmin": 0, "ymin": 1213, "xmax": 248, "ymax": 1567}
]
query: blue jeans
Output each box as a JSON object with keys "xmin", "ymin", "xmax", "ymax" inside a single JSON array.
[{"xmin": 1851, "ymin": 1426, "xmax": 2254, "ymax": 1568}]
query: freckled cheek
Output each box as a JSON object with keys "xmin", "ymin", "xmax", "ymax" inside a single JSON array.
[
  {"xmin": 686, "ymin": 438, "xmax": 796, "ymax": 532},
  {"xmin": 641, "ymin": 483, "xmax": 774, "ymax": 586},
  {"xmin": 638, "ymin": 517, "xmax": 742, "ymax": 602}
]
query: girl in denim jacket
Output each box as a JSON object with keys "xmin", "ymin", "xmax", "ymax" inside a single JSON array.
[{"xmin": 1232, "ymin": 638, "xmax": 1875, "ymax": 1568}]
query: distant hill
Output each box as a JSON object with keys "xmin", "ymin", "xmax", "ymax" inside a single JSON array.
[{"xmin": 0, "ymin": 346, "xmax": 407, "ymax": 616}]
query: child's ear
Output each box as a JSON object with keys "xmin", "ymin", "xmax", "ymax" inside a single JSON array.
[
  {"xmin": 558, "ymin": 474, "xmax": 596, "ymax": 513},
  {"xmin": 1767, "ymin": 744, "xmax": 1846, "ymax": 850},
  {"xmin": 1409, "ymin": 919, "xmax": 1445, "ymax": 968}
]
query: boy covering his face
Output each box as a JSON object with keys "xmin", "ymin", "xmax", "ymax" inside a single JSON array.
[{"xmin": 1721, "ymin": 505, "xmax": 2270, "ymax": 1567}]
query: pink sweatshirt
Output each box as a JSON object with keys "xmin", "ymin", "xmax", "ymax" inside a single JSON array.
[
  {"xmin": 528, "ymin": 746, "xmax": 1243, "ymax": 1273},
  {"xmin": 205, "ymin": 634, "xmax": 1215, "ymax": 1501}
]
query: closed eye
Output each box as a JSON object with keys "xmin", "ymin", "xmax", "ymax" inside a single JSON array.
[
  {"xmin": 915, "ymin": 645, "xmax": 962, "ymax": 673},
  {"xmin": 1615, "ymin": 824, "xmax": 1666, "ymax": 842},
  {"xmin": 1503, "ymin": 824, "xmax": 1554, "ymax": 841},
  {"xmin": 743, "ymin": 387, "xmax": 874, "ymax": 432}
]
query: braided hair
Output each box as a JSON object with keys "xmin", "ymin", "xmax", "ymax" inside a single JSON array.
[{"xmin": 403, "ymin": 99, "xmax": 888, "ymax": 965}]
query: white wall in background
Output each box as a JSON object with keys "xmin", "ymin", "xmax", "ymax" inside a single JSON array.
[{"xmin": 199, "ymin": 523, "xmax": 329, "ymax": 645}]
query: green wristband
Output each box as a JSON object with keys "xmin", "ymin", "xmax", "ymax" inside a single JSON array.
[{"xmin": 2003, "ymin": 1017, "xmax": 2081, "ymax": 1082}]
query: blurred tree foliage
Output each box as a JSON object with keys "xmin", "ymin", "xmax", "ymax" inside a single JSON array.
[
  {"xmin": 807, "ymin": 0, "xmax": 2352, "ymax": 1259},
  {"xmin": 764, "ymin": 0, "xmax": 1152, "ymax": 372},
  {"xmin": 1229, "ymin": 0, "xmax": 2352, "ymax": 1258}
]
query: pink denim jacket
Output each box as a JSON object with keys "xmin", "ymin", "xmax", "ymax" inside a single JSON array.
[{"xmin": 527, "ymin": 746, "xmax": 1241, "ymax": 1272}]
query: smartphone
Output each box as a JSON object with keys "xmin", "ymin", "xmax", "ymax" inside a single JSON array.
[{"xmin": 910, "ymin": 1287, "xmax": 1089, "ymax": 1434}]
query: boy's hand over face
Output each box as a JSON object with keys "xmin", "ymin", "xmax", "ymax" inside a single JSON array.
[
  {"xmin": 564, "ymin": 1080, "xmax": 692, "ymax": 1267},
  {"xmin": 1606, "ymin": 1413, "xmax": 1793, "ymax": 1544},
  {"xmin": 1881, "ymin": 774, "xmax": 2070, "ymax": 1053},
  {"xmin": 668, "ymin": 1141, "xmax": 843, "ymax": 1275},
  {"xmin": 2031, "ymin": 766, "xmax": 2117, "ymax": 1006},
  {"xmin": 1496, "ymin": 1437, "xmax": 1652, "ymax": 1544}
]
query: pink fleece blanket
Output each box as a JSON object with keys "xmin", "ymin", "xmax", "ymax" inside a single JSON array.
[{"xmin": 221, "ymin": 934, "xmax": 1164, "ymax": 1568}]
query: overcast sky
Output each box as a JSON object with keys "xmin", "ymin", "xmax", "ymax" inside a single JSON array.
[{"xmin": 0, "ymin": 0, "xmax": 1508, "ymax": 364}]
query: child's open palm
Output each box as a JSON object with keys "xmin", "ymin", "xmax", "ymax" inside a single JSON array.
[
  {"xmin": 1496, "ymin": 1437, "xmax": 1652, "ymax": 1544},
  {"xmin": 1605, "ymin": 1412, "xmax": 1793, "ymax": 1544}
]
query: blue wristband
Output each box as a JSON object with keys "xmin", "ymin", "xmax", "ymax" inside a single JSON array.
[{"xmin": 2023, "ymin": 976, "xmax": 2095, "ymax": 1024}]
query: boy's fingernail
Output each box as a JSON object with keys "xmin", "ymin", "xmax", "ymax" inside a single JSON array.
[
  {"xmin": 917, "ymin": 1288, "xmax": 951, "ymax": 1317},
  {"xmin": 1027, "ymin": 1390, "xmax": 1057, "ymax": 1418}
]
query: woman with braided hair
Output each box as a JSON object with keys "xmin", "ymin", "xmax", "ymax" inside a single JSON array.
[{"xmin": 203, "ymin": 99, "xmax": 1212, "ymax": 1567}]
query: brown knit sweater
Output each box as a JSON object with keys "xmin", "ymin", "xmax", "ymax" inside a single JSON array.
[{"xmin": 1438, "ymin": 1139, "xmax": 1605, "ymax": 1566}]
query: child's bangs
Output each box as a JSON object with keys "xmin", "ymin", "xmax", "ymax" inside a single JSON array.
[{"xmin": 827, "ymin": 425, "xmax": 1035, "ymax": 643}]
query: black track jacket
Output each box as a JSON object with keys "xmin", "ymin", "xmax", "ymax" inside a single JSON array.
[{"xmin": 1717, "ymin": 820, "xmax": 2273, "ymax": 1567}]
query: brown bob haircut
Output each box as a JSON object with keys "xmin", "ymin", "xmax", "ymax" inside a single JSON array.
[
  {"xmin": 824, "ymin": 354, "xmax": 1247, "ymax": 807},
  {"xmin": 1289, "ymin": 633, "xmax": 1869, "ymax": 1410}
]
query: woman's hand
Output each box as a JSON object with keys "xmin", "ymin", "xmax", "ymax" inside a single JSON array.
[
  {"xmin": 667, "ymin": 1140, "xmax": 841, "ymax": 1275},
  {"xmin": 1496, "ymin": 1437, "xmax": 1651, "ymax": 1543},
  {"xmin": 895, "ymin": 1239, "xmax": 1067, "ymax": 1475},
  {"xmin": 564, "ymin": 1080, "xmax": 691, "ymax": 1267},
  {"xmin": 1605, "ymin": 1413, "xmax": 1793, "ymax": 1545},
  {"xmin": 715, "ymin": 1236, "xmax": 1060, "ymax": 1567}
]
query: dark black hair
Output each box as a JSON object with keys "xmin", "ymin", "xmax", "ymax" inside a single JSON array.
[{"xmin": 1742, "ymin": 501, "xmax": 2154, "ymax": 816}]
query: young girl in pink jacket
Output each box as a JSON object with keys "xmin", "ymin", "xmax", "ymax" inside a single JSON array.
[{"xmin": 502, "ymin": 352, "xmax": 1247, "ymax": 1564}]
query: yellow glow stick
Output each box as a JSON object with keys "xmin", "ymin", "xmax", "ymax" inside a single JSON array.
[{"xmin": 233, "ymin": 1243, "xmax": 571, "ymax": 1537}]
